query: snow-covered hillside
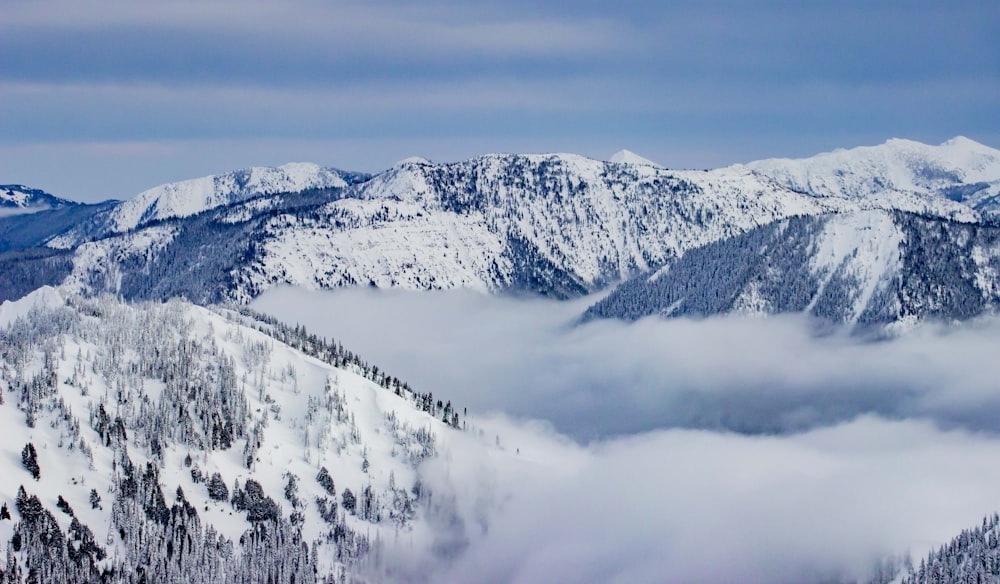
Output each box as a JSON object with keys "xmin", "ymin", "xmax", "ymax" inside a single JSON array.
[
  {"xmin": 0, "ymin": 185, "xmax": 75, "ymax": 215},
  {"xmin": 0, "ymin": 287, "xmax": 516, "ymax": 582},
  {"xmin": 107, "ymin": 163, "xmax": 355, "ymax": 232},
  {"xmin": 46, "ymin": 163, "xmax": 367, "ymax": 248},
  {"xmin": 608, "ymin": 149, "xmax": 662, "ymax": 168},
  {"xmin": 743, "ymin": 136, "xmax": 1000, "ymax": 216},
  {"xmin": 583, "ymin": 209, "xmax": 1000, "ymax": 330},
  {"xmin": 65, "ymin": 153, "xmax": 863, "ymax": 303},
  {"xmin": 901, "ymin": 513, "xmax": 1000, "ymax": 584},
  {"xmin": 2, "ymin": 137, "xmax": 995, "ymax": 326}
]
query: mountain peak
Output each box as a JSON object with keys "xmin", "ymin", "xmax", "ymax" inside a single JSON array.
[
  {"xmin": 0, "ymin": 184, "xmax": 75, "ymax": 214},
  {"xmin": 104, "ymin": 163, "xmax": 354, "ymax": 233},
  {"xmin": 608, "ymin": 149, "xmax": 661, "ymax": 168},
  {"xmin": 393, "ymin": 156, "xmax": 432, "ymax": 168},
  {"xmin": 943, "ymin": 135, "xmax": 978, "ymax": 146}
]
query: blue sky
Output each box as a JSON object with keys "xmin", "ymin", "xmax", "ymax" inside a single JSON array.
[{"xmin": 1, "ymin": 0, "xmax": 997, "ymax": 203}]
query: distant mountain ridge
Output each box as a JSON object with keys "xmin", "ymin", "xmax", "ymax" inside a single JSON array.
[
  {"xmin": 45, "ymin": 163, "xmax": 369, "ymax": 248},
  {"xmin": 742, "ymin": 136, "xmax": 1000, "ymax": 214},
  {"xmin": 0, "ymin": 185, "xmax": 75, "ymax": 215},
  {"xmin": 583, "ymin": 209, "xmax": 1000, "ymax": 330},
  {"xmin": 61, "ymin": 153, "xmax": 856, "ymax": 303},
  {"xmin": 4, "ymin": 136, "xmax": 1000, "ymax": 329}
]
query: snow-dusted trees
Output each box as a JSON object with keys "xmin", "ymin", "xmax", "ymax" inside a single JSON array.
[
  {"xmin": 316, "ymin": 467, "xmax": 335, "ymax": 496},
  {"xmin": 20, "ymin": 443, "xmax": 39, "ymax": 480},
  {"xmin": 226, "ymin": 306, "xmax": 467, "ymax": 428},
  {"xmin": 901, "ymin": 513, "xmax": 1000, "ymax": 584},
  {"xmin": 207, "ymin": 473, "xmax": 228, "ymax": 502},
  {"xmin": 341, "ymin": 489, "xmax": 356, "ymax": 515},
  {"xmin": 0, "ymin": 294, "xmax": 462, "ymax": 583}
]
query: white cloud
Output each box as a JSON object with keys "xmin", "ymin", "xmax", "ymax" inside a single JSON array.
[
  {"xmin": 248, "ymin": 287, "xmax": 1000, "ymax": 581},
  {"xmin": 411, "ymin": 414, "xmax": 1000, "ymax": 583},
  {"xmin": 251, "ymin": 287, "xmax": 1000, "ymax": 438}
]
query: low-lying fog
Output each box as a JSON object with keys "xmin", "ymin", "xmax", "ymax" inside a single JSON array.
[{"xmin": 252, "ymin": 286, "xmax": 1000, "ymax": 583}]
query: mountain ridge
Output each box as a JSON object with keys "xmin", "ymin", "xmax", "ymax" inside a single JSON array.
[
  {"xmin": 0, "ymin": 185, "xmax": 76, "ymax": 215},
  {"xmin": 582, "ymin": 209, "xmax": 1000, "ymax": 331},
  {"xmin": 4, "ymin": 136, "xmax": 1000, "ymax": 330}
]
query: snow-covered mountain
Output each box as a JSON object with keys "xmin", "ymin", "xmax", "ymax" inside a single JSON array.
[
  {"xmin": 743, "ymin": 136, "xmax": 1000, "ymax": 215},
  {"xmin": 0, "ymin": 286, "xmax": 508, "ymax": 582},
  {"xmin": 608, "ymin": 149, "xmax": 662, "ymax": 168},
  {"xmin": 0, "ymin": 185, "xmax": 75, "ymax": 216},
  {"xmin": 583, "ymin": 209, "xmax": 1000, "ymax": 330},
  {"xmin": 108, "ymin": 163, "xmax": 358, "ymax": 231},
  {"xmin": 1, "ymin": 137, "xmax": 996, "ymax": 327},
  {"xmin": 46, "ymin": 163, "xmax": 368, "ymax": 248},
  {"xmin": 61, "ymin": 153, "xmax": 865, "ymax": 303}
]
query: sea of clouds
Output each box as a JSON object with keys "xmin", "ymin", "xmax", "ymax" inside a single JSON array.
[{"xmin": 253, "ymin": 286, "xmax": 1000, "ymax": 583}]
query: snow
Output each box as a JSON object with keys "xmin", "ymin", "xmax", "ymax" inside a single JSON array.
[
  {"xmin": 0, "ymin": 185, "xmax": 70, "ymax": 213},
  {"xmin": 743, "ymin": 136, "xmax": 1000, "ymax": 219},
  {"xmin": 0, "ymin": 285, "xmax": 65, "ymax": 327},
  {"xmin": 808, "ymin": 211, "xmax": 905, "ymax": 323},
  {"xmin": 62, "ymin": 225, "xmax": 179, "ymax": 295},
  {"xmin": 237, "ymin": 152, "xmax": 856, "ymax": 299},
  {"xmin": 105, "ymin": 162, "xmax": 352, "ymax": 233},
  {"xmin": 608, "ymin": 149, "xmax": 662, "ymax": 168},
  {"xmin": 0, "ymin": 292, "xmax": 501, "ymax": 576},
  {"xmin": 55, "ymin": 137, "xmax": 1000, "ymax": 307},
  {"xmin": 393, "ymin": 156, "xmax": 432, "ymax": 167}
]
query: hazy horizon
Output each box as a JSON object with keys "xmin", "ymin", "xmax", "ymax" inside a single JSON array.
[{"xmin": 2, "ymin": 0, "xmax": 997, "ymax": 203}]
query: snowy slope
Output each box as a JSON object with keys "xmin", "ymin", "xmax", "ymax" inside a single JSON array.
[
  {"xmin": 107, "ymin": 162, "xmax": 354, "ymax": 232},
  {"xmin": 901, "ymin": 513, "xmax": 1000, "ymax": 584},
  {"xmin": 583, "ymin": 209, "xmax": 1000, "ymax": 330},
  {"xmin": 608, "ymin": 149, "xmax": 662, "ymax": 168},
  {"xmin": 743, "ymin": 136, "xmax": 1000, "ymax": 217},
  {"xmin": 0, "ymin": 285, "xmax": 64, "ymax": 326},
  {"xmin": 0, "ymin": 185, "xmax": 75, "ymax": 215},
  {"xmin": 60, "ymin": 146, "xmax": 992, "ymax": 304},
  {"xmin": 44, "ymin": 163, "xmax": 365, "ymax": 249},
  {"xmin": 0, "ymin": 287, "xmax": 518, "ymax": 582},
  {"xmin": 241, "ymin": 154, "xmax": 858, "ymax": 300}
]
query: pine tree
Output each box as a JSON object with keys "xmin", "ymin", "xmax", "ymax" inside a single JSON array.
[
  {"xmin": 89, "ymin": 489, "xmax": 101, "ymax": 510},
  {"xmin": 21, "ymin": 443, "xmax": 39, "ymax": 480},
  {"xmin": 316, "ymin": 466, "xmax": 335, "ymax": 496},
  {"xmin": 207, "ymin": 472, "xmax": 229, "ymax": 501},
  {"xmin": 342, "ymin": 488, "xmax": 356, "ymax": 514}
]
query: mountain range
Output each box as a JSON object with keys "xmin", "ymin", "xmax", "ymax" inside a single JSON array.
[
  {"xmin": 583, "ymin": 209, "xmax": 1000, "ymax": 332},
  {"xmin": 2, "ymin": 137, "xmax": 1000, "ymax": 328},
  {"xmin": 0, "ymin": 185, "xmax": 76, "ymax": 216},
  {"xmin": 4, "ymin": 137, "xmax": 1000, "ymax": 583}
]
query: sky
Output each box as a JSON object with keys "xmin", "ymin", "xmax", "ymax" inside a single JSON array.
[
  {"xmin": 1, "ymin": 0, "xmax": 998, "ymax": 203},
  {"xmin": 251, "ymin": 287, "xmax": 1000, "ymax": 582}
]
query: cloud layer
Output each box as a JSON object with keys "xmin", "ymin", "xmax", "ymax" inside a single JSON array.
[
  {"xmin": 422, "ymin": 415, "xmax": 1000, "ymax": 584},
  {"xmin": 252, "ymin": 287, "xmax": 1000, "ymax": 439},
  {"xmin": 250, "ymin": 287, "xmax": 1000, "ymax": 582}
]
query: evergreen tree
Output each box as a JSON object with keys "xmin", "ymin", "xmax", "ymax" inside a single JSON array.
[
  {"xmin": 316, "ymin": 466, "xmax": 335, "ymax": 496},
  {"xmin": 207, "ymin": 473, "xmax": 229, "ymax": 502},
  {"xmin": 21, "ymin": 443, "xmax": 39, "ymax": 480},
  {"xmin": 341, "ymin": 489, "xmax": 356, "ymax": 514}
]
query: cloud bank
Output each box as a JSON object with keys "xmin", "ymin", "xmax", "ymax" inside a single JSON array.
[
  {"xmin": 249, "ymin": 287, "xmax": 1000, "ymax": 582},
  {"xmin": 253, "ymin": 286, "xmax": 1000, "ymax": 439},
  {"xmin": 419, "ymin": 415, "xmax": 1000, "ymax": 584}
]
